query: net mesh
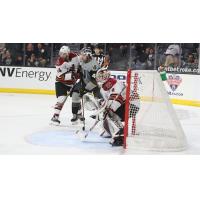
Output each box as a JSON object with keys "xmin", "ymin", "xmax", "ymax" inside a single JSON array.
[{"xmin": 125, "ymin": 70, "xmax": 187, "ymax": 151}]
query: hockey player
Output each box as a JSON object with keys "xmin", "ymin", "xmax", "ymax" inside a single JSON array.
[
  {"xmin": 50, "ymin": 46, "xmax": 80, "ymax": 125},
  {"xmin": 95, "ymin": 68, "xmax": 140, "ymax": 146},
  {"xmin": 92, "ymin": 44, "xmax": 110, "ymax": 68},
  {"xmin": 71, "ymin": 47, "xmax": 101, "ymax": 123}
]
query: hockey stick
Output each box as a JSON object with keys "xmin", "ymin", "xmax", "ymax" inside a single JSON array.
[
  {"xmin": 75, "ymin": 95, "xmax": 88, "ymax": 139},
  {"xmin": 81, "ymin": 96, "xmax": 85, "ymax": 131},
  {"xmin": 74, "ymin": 67, "xmax": 89, "ymax": 138}
]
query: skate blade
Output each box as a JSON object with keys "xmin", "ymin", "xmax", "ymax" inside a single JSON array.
[
  {"xmin": 49, "ymin": 121, "xmax": 60, "ymax": 126},
  {"xmin": 71, "ymin": 120, "xmax": 85, "ymax": 125}
]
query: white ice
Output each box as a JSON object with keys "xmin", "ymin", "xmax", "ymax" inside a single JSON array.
[{"xmin": 0, "ymin": 93, "xmax": 200, "ymax": 154}]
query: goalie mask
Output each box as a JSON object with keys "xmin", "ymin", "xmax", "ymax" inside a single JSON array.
[{"xmin": 96, "ymin": 68, "xmax": 111, "ymax": 86}]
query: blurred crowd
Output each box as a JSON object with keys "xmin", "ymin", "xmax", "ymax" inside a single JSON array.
[
  {"xmin": 156, "ymin": 43, "xmax": 199, "ymax": 70},
  {"xmin": 0, "ymin": 43, "xmax": 23, "ymax": 66},
  {"xmin": 130, "ymin": 44, "xmax": 155, "ymax": 70},
  {"xmin": 25, "ymin": 43, "xmax": 51, "ymax": 67},
  {"xmin": 0, "ymin": 43, "xmax": 199, "ymax": 73},
  {"xmin": 0, "ymin": 43, "xmax": 51, "ymax": 67}
]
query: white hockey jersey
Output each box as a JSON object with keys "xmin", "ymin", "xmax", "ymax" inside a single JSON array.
[
  {"xmin": 100, "ymin": 78, "xmax": 126, "ymax": 112},
  {"xmin": 55, "ymin": 52, "xmax": 80, "ymax": 85},
  {"xmin": 80, "ymin": 57, "xmax": 101, "ymax": 91}
]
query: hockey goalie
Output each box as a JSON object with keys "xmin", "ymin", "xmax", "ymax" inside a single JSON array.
[{"xmin": 95, "ymin": 68, "xmax": 140, "ymax": 146}]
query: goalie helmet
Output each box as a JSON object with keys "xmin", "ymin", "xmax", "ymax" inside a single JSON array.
[
  {"xmin": 96, "ymin": 68, "xmax": 111, "ymax": 85},
  {"xmin": 59, "ymin": 46, "xmax": 70, "ymax": 57}
]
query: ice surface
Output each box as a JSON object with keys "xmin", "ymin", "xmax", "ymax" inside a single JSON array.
[{"xmin": 0, "ymin": 93, "xmax": 199, "ymax": 154}]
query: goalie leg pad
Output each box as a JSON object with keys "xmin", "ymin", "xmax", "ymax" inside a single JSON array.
[
  {"xmin": 103, "ymin": 116, "xmax": 120, "ymax": 138},
  {"xmin": 83, "ymin": 94, "xmax": 99, "ymax": 111},
  {"xmin": 103, "ymin": 114, "xmax": 124, "ymax": 146},
  {"xmin": 109, "ymin": 128, "xmax": 124, "ymax": 146}
]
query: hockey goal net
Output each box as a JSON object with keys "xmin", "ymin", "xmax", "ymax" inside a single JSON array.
[{"xmin": 123, "ymin": 70, "xmax": 187, "ymax": 151}]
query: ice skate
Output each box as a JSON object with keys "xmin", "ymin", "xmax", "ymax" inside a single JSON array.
[{"xmin": 50, "ymin": 114, "xmax": 60, "ymax": 126}]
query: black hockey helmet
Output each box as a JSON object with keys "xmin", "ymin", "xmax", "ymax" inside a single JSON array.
[{"xmin": 80, "ymin": 47, "xmax": 92, "ymax": 57}]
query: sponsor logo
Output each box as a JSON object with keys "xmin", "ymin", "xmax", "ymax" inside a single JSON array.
[
  {"xmin": 167, "ymin": 74, "xmax": 183, "ymax": 96},
  {"xmin": 110, "ymin": 74, "xmax": 126, "ymax": 81},
  {"xmin": 167, "ymin": 74, "xmax": 182, "ymax": 91},
  {"xmin": 111, "ymin": 73, "xmax": 143, "ymax": 85},
  {"xmin": 167, "ymin": 91, "xmax": 183, "ymax": 96},
  {"xmin": 0, "ymin": 67, "xmax": 52, "ymax": 81}
]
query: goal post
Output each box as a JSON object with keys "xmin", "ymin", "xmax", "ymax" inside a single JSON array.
[
  {"xmin": 123, "ymin": 70, "xmax": 187, "ymax": 151},
  {"xmin": 123, "ymin": 69, "xmax": 131, "ymax": 149}
]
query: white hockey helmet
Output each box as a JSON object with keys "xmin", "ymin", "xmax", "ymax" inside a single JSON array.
[
  {"xmin": 59, "ymin": 46, "xmax": 70, "ymax": 57},
  {"xmin": 96, "ymin": 68, "xmax": 111, "ymax": 85}
]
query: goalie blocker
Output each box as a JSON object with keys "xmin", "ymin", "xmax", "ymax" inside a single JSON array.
[{"xmin": 95, "ymin": 68, "xmax": 140, "ymax": 146}]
